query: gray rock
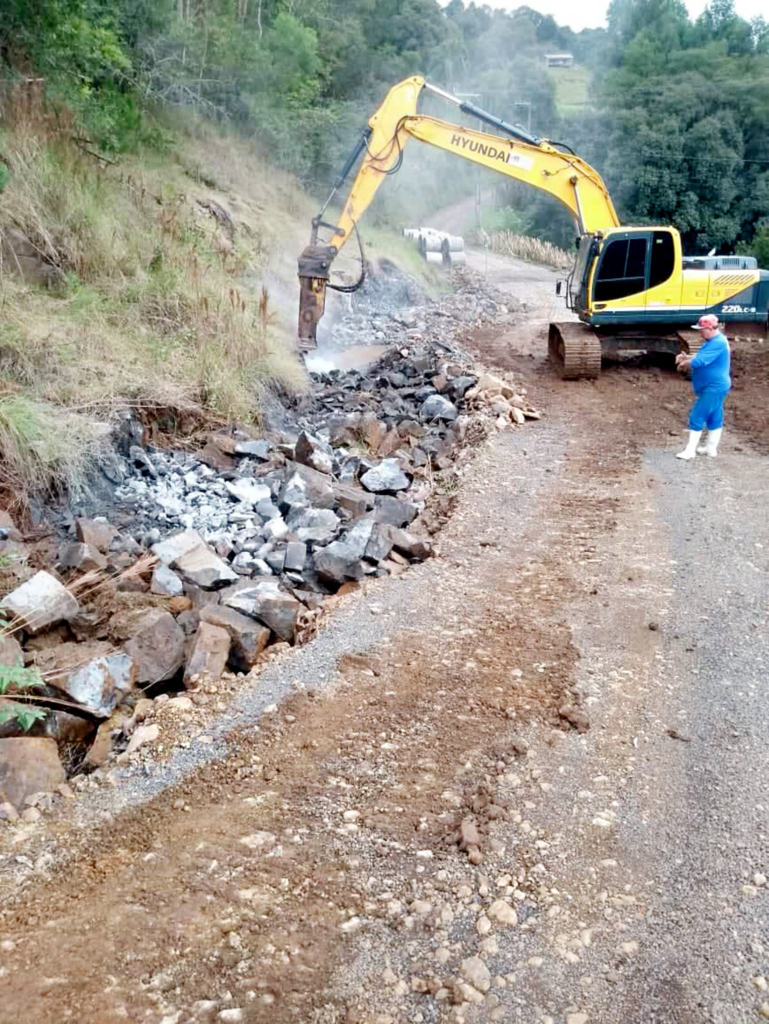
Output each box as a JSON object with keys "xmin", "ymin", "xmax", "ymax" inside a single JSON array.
[
  {"xmin": 63, "ymin": 654, "xmax": 136, "ymax": 717},
  {"xmin": 60, "ymin": 542, "xmax": 107, "ymax": 573},
  {"xmin": 222, "ymin": 580, "xmax": 301, "ymax": 641},
  {"xmin": 0, "ymin": 571, "xmax": 80, "ymax": 635},
  {"xmin": 225, "ymin": 479, "xmax": 272, "ymax": 506},
  {"xmin": 265, "ymin": 548, "xmax": 286, "ymax": 574},
  {"xmin": 388, "ymin": 527, "xmax": 432, "ymax": 561},
  {"xmin": 256, "ymin": 499, "xmax": 281, "ymax": 520},
  {"xmin": 263, "ymin": 517, "xmax": 288, "ymax": 542},
  {"xmin": 152, "ymin": 528, "xmax": 206, "ymax": 565},
  {"xmin": 333, "ymin": 482, "xmax": 373, "ymax": 517},
  {"xmin": 176, "ymin": 609, "xmax": 200, "ymax": 635},
  {"xmin": 199, "ymin": 605, "xmax": 271, "ymax": 671},
  {"xmin": 124, "ymin": 610, "xmax": 186, "ymax": 684},
  {"xmin": 449, "ymin": 375, "xmax": 476, "ymax": 399},
  {"xmin": 174, "ymin": 543, "xmax": 238, "ymax": 589},
  {"xmin": 75, "ymin": 517, "xmax": 118, "ymax": 553},
  {"xmin": 373, "ymin": 495, "xmax": 419, "ymax": 527},
  {"xmin": 0, "ymin": 634, "xmax": 23, "ymax": 668},
  {"xmin": 365, "ymin": 524, "xmax": 394, "ymax": 563},
  {"xmin": 129, "ymin": 444, "xmax": 157, "ymax": 477},
  {"xmin": 184, "ymin": 621, "xmax": 230, "ymax": 684},
  {"xmin": 232, "ymin": 552, "xmax": 257, "ymax": 574},
  {"xmin": 420, "ymin": 394, "xmax": 457, "ymax": 422},
  {"xmin": 151, "ymin": 564, "xmax": 184, "ymax": 596},
  {"xmin": 295, "ymin": 431, "xmax": 333, "ymax": 475},
  {"xmin": 280, "ymin": 463, "xmax": 335, "ymax": 510},
  {"xmin": 286, "ymin": 507, "xmax": 340, "ymax": 544},
  {"xmin": 234, "ymin": 439, "xmax": 270, "ymax": 460},
  {"xmin": 285, "ymin": 542, "xmax": 307, "ymax": 573},
  {"xmin": 360, "ymin": 459, "xmax": 410, "ymax": 494},
  {"xmin": 314, "ymin": 519, "xmax": 375, "ymax": 584}
]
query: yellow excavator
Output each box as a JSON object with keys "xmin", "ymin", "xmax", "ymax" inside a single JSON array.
[{"xmin": 298, "ymin": 76, "xmax": 769, "ymax": 378}]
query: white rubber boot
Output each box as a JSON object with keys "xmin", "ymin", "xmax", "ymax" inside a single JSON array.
[
  {"xmin": 676, "ymin": 430, "xmax": 702, "ymax": 460},
  {"xmin": 704, "ymin": 427, "xmax": 722, "ymax": 457}
]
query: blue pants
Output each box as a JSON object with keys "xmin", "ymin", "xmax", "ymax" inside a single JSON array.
[{"xmin": 688, "ymin": 389, "xmax": 729, "ymax": 431}]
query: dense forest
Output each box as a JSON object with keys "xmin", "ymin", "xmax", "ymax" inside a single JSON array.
[{"xmin": 1, "ymin": 0, "xmax": 768, "ymax": 259}]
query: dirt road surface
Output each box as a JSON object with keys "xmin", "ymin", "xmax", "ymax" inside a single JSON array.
[{"xmin": 2, "ymin": 253, "xmax": 769, "ymax": 1024}]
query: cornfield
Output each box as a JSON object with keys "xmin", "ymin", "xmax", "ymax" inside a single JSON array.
[{"xmin": 488, "ymin": 231, "xmax": 573, "ymax": 271}]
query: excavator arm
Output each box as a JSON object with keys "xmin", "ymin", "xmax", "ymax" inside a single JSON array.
[{"xmin": 297, "ymin": 75, "xmax": 620, "ymax": 347}]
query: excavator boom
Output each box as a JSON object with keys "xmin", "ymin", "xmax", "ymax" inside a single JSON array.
[{"xmin": 298, "ymin": 76, "xmax": 619, "ymax": 347}]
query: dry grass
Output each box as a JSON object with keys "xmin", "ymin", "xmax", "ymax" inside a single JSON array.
[
  {"xmin": 487, "ymin": 230, "xmax": 573, "ymax": 271},
  {"xmin": 0, "ymin": 124, "xmax": 316, "ymax": 499}
]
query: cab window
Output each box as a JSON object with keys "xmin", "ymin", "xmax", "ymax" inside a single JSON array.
[
  {"xmin": 594, "ymin": 238, "xmax": 647, "ymax": 301},
  {"xmin": 649, "ymin": 231, "xmax": 675, "ymax": 288}
]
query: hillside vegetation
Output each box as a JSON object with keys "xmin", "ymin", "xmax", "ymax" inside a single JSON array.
[
  {"xmin": 0, "ymin": 114, "xmax": 317, "ymax": 503},
  {"xmin": 1, "ymin": 0, "xmax": 768, "ymax": 503}
]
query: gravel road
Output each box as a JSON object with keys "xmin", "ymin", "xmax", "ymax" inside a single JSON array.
[{"xmin": 0, "ymin": 254, "xmax": 767, "ymax": 1024}]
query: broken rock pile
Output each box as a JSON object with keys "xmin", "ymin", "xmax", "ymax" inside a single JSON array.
[
  {"xmin": 323, "ymin": 265, "xmax": 525, "ymax": 351},
  {"xmin": 0, "ymin": 341, "xmax": 541, "ymax": 817},
  {"xmin": 110, "ymin": 341, "xmax": 539, "ymax": 597}
]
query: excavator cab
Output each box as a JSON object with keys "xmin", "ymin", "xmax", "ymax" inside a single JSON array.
[{"xmin": 559, "ymin": 227, "xmax": 680, "ymax": 323}]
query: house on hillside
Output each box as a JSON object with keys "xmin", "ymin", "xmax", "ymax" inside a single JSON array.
[{"xmin": 544, "ymin": 54, "xmax": 574, "ymax": 68}]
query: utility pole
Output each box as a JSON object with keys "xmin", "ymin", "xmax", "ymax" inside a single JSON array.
[{"xmin": 514, "ymin": 100, "xmax": 532, "ymax": 134}]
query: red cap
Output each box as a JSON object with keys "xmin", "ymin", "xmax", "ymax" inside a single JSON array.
[{"xmin": 691, "ymin": 313, "xmax": 719, "ymax": 330}]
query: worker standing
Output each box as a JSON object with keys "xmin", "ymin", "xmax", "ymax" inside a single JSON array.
[{"xmin": 675, "ymin": 313, "xmax": 731, "ymax": 460}]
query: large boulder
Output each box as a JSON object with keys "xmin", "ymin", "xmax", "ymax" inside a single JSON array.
[
  {"xmin": 360, "ymin": 459, "xmax": 410, "ymax": 495},
  {"xmin": 222, "ymin": 579, "xmax": 301, "ymax": 641},
  {"xmin": 295, "ymin": 432, "xmax": 333, "ymax": 475},
  {"xmin": 314, "ymin": 519, "xmax": 375, "ymax": 585},
  {"xmin": 199, "ymin": 605, "xmax": 270, "ymax": 671},
  {"xmin": 75, "ymin": 518, "xmax": 118, "ymax": 553},
  {"xmin": 62, "ymin": 653, "xmax": 136, "ymax": 717},
  {"xmin": 174, "ymin": 543, "xmax": 238, "ymax": 589},
  {"xmin": 225, "ymin": 479, "xmax": 272, "ymax": 506},
  {"xmin": 0, "ymin": 737, "xmax": 66, "ymax": 810},
  {"xmin": 0, "ymin": 571, "xmax": 79, "ymax": 635},
  {"xmin": 124, "ymin": 609, "xmax": 185, "ymax": 683},
  {"xmin": 285, "ymin": 507, "xmax": 340, "ymax": 544},
  {"xmin": 280, "ymin": 462, "xmax": 335, "ymax": 510},
  {"xmin": 373, "ymin": 495, "xmax": 419, "ymax": 528},
  {"xmin": 184, "ymin": 622, "xmax": 230, "ymax": 683}
]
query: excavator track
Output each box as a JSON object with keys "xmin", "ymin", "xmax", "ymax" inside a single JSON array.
[
  {"xmin": 548, "ymin": 322, "xmax": 602, "ymax": 379},
  {"xmin": 677, "ymin": 329, "xmax": 704, "ymax": 357}
]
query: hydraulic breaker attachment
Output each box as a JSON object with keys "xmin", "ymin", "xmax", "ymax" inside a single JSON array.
[{"xmin": 297, "ymin": 243, "xmax": 336, "ymax": 351}]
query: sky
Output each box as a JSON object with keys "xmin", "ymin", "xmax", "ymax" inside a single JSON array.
[{"xmin": 473, "ymin": 0, "xmax": 765, "ymax": 32}]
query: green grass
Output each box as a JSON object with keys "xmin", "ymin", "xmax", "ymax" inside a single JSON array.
[
  {"xmin": 548, "ymin": 66, "xmax": 591, "ymax": 117},
  {"xmin": 355, "ymin": 226, "xmax": 446, "ymax": 295}
]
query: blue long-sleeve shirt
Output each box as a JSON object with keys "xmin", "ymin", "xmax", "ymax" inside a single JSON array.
[{"xmin": 690, "ymin": 331, "xmax": 731, "ymax": 393}]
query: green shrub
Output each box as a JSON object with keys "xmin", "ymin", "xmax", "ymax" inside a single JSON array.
[{"xmin": 0, "ymin": 663, "xmax": 47, "ymax": 732}]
